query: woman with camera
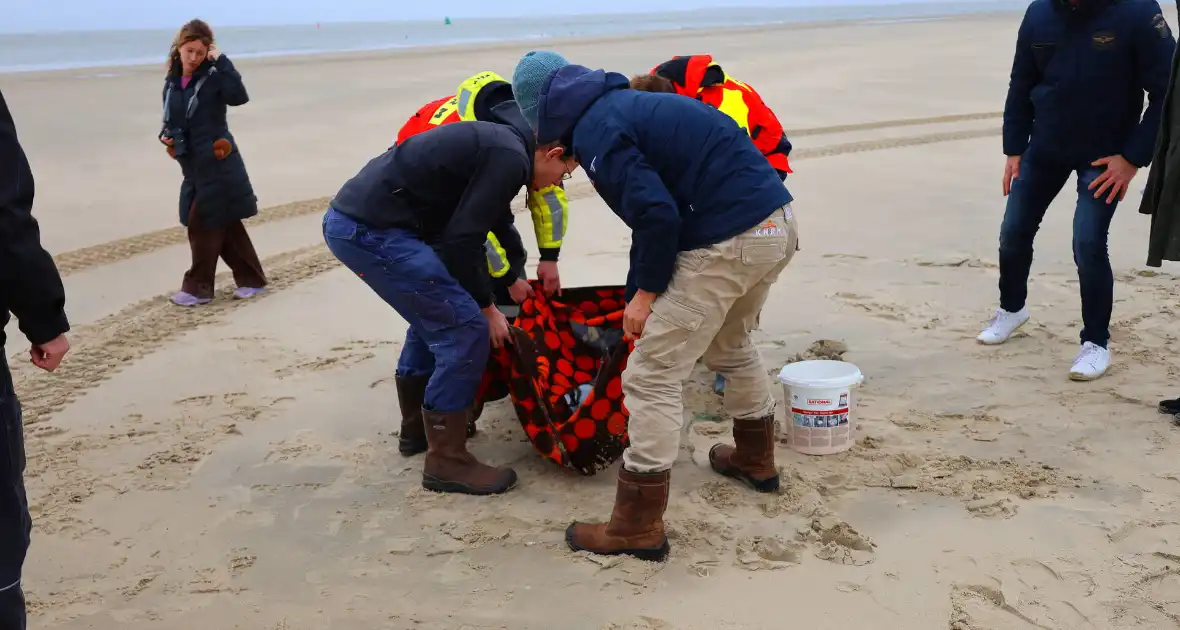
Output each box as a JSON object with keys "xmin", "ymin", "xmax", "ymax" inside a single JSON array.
[{"xmin": 160, "ymin": 19, "xmax": 267, "ymax": 307}]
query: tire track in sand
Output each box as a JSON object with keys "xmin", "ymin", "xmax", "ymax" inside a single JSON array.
[
  {"xmin": 12, "ymin": 244, "xmax": 338, "ymax": 426},
  {"xmin": 784, "ymin": 111, "xmax": 1000, "ymax": 137},
  {"xmin": 50, "ymin": 117, "xmax": 1003, "ymax": 277},
  {"xmin": 52, "ymin": 198, "xmax": 332, "ymax": 276},
  {"xmin": 18, "ymin": 123, "xmax": 1004, "ymax": 426}
]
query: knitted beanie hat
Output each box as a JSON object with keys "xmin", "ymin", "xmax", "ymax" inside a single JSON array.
[{"xmin": 512, "ymin": 50, "xmax": 570, "ymax": 131}]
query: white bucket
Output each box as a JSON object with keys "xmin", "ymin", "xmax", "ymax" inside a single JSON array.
[{"xmin": 777, "ymin": 360, "xmax": 864, "ymax": 456}]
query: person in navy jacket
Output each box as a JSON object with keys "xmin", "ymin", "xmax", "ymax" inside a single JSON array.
[
  {"xmin": 979, "ymin": 0, "xmax": 1175, "ymax": 381},
  {"xmin": 511, "ymin": 51, "xmax": 799, "ymax": 562}
]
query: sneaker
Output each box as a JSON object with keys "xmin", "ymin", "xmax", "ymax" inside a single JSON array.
[
  {"xmin": 171, "ymin": 291, "xmax": 211, "ymax": 307},
  {"xmin": 233, "ymin": 287, "xmax": 264, "ymax": 300},
  {"xmin": 977, "ymin": 307, "xmax": 1030, "ymax": 345},
  {"xmin": 1069, "ymin": 342, "xmax": 1111, "ymax": 381}
]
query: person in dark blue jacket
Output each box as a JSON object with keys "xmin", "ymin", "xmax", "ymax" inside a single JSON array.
[
  {"xmin": 512, "ymin": 51, "xmax": 799, "ymax": 562},
  {"xmin": 979, "ymin": 0, "xmax": 1175, "ymax": 382}
]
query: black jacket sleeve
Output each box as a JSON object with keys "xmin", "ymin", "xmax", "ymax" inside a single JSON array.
[
  {"xmin": 0, "ymin": 89, "xmax": 70, "ymax": 345},
  {"xmin": 438, "ymin": 146, "xmax": 529, "ymax": 308},
  {"xmin": 213, "ymin": 55, "xmax": 249, "ymax": 107},
  {"xmin": 1123, "ymin": 2, "xmax": 1177, "ymax": 167}
]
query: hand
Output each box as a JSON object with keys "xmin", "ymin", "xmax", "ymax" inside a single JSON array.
[
  {"xmin": 1089, "ymin": 155, "xmax": 1138, "ymax": 204},
  {"xmin": 507, "ymin": 278, "xmax": 534, "ymax": 304},
  {"xmin": 1002, "ymin": 155, "xmax": 1021, "ymax": 196},
  {"xmin": 623, "ymin": 290, "xmax": 657, "ymax": 340},
  {"xmin": 160, "ymin": 136, "xmax": 174, "ymax": 146},
  {"xmin": 483, "ymin": 305, "xmax": 512, "ymax": 349},
  {"xmin": 207, "ymin": 46, "xmax": 220, "ymax": 61},
  {"xmin": 536, "ymin": 260, "xmax": 561, "ymax": 296},
  {"xmin": 29, "ymin": 334, "xmax": 70, "ymax": 373}
]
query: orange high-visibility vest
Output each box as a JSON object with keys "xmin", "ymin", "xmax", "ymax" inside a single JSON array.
[{"xmin": 652, "ymin": 55, "xmax": 792, "ymax": 174}]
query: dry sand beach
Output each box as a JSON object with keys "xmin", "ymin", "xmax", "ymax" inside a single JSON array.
[{"xmin": 4, "ymin": 10, "xmax": 1180, "ymax": 630}]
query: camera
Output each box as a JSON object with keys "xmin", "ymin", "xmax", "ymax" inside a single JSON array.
[{"xmin": 163, "ymin": 128, "xmax": 188, "ymax": 157}]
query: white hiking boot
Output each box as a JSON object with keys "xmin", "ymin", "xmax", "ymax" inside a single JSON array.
[
  {"xmin": 1069, "ymin": 342, "xmax": 1110, "ymax": 381},
  {"xmin": 977, "ymin": 307, "xmax": 1030, "ymax": 345}
]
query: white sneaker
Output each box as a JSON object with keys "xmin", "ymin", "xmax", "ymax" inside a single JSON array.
[
  {"xmin": 977, "ymin": 307, "xmax": 1030, "ymax": 345},
  {"xmin": 1069, "ymin": 342, "xmax": 1110, "ymax": 381}
]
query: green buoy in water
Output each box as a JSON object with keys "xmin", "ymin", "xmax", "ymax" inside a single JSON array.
[{"xmin": 444, "ymin": 16, "xmax": 451, "ymax": 25}]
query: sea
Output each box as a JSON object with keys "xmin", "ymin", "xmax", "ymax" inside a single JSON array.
[{"xmin": 0, "ymin": 1, "xmax": 1029, "ymax": 75}]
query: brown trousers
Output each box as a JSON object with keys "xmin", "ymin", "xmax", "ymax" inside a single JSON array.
[{"xmin": 180, "ymin": 203, "xmax": 267, "ymax": 299}]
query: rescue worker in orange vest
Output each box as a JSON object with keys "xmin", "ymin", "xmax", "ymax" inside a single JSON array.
[
  {"xmin": 393, "ymin": 71, "xmax": 571, "ymax": 450},
  {"xmin": 632, "ymin": 55, "xmax": 792, "ymax": 395},
  {"xmin": 631, "ymin": 55, "xmax": 793, "ymax": 181},
  {"xmin": 397, "ymin": 71, "xmax": 569, "ymax": 302}
]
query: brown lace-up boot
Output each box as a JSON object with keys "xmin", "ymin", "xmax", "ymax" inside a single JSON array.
[
  {"xmin": 565, "ymin": 468, "xmax": 670, "ymax": 562},
  {"xmin": 708, "ymin": 415, "xmax": 780, "ymax": 493},
  {"xmin": 422, "ymin": 408, "xmax": 517, "ymax": 495},
  {"xmin": 395, "ymin": 374, "xmax": 430, "ymax": 456}
]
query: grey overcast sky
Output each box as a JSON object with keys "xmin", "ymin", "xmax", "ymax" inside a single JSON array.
[{"xmin": 2, "ymin": 0, "xmax": 994, "ymax": 33}]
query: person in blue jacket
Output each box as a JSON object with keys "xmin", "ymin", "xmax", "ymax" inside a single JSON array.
[
  {"xmin": 978, "ymin": 0, "xmax": 1175, "ymax": 381},
  {"xmin": 512, "ymin": 51, "xmax": 800, "ymax": 562}
]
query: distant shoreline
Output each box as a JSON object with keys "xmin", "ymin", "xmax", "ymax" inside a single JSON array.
[{"xmin": 0, "ymin": 9, "xmax": 1022, "ymax": 77}]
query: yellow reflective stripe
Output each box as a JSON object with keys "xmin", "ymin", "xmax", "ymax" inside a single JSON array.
[
  {"xmin": 485, "ymin": 232, "xmax": 509, "ymax": 278},
  {"xmin": 527, "ymin": 185, "xmax": 567, "ymax": 249},
  {"xmin": 429, "ymin": 96, "xmax": 460, "ymax": 127},
  {"xmin": 456, "ymin": 71, "xmax": 507, "ymax": 121},
  {"xmin": 716, "ymin": 86, "xmax": 751, "ymax": 135},
  {"xmin": 723, "ymin": 73, "xmax": 752, "ymax": 91}
]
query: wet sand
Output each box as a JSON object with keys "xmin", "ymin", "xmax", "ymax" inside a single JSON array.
[{"xmin": 5, "ymin": 9, "xmax": 1180, "ymax": 630}]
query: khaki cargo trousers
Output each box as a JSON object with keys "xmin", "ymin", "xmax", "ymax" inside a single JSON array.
[{"xmin": 622, "ymin": 206, "xmax": 798, "ymax": 474}]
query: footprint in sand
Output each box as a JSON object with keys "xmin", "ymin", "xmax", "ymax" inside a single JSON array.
[
  {"xmin": 601, "ymin": 617, "xmax": 674, "ymax": 630},
  {"xmin": 800, "ymin": 515, "xmax": 877, "ymax": 566},
  {"xmin": 832, "ymin": 293, "xmax": 910, "ymax": 323},
  {"xmin": 734, "ymin": 535, "xmax": 805, "ymax": 571},
  {"xmin": 914, "ymin": 256, "xmax": 998, "ymax": 270},
  {"xmin": 264, "ymin": 431, "xmax": 323, "ymax": 464},
  {"xmin": 273, "ymin": 352, "xmax": 375, "ymax": 378},
  {"xmin": 229, "ymin": 548, "xmax": 257, "ymax": 574},
  {"xmin": 694, "ymin": 480, "xmax": 745, "ymax": 512},
  {"xmin": 950, "ymin": 583, "xmax": 1048, "ymax": 630}
]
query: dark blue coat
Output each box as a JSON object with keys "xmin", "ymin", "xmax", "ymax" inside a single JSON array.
[
  {"xmin": 1003, "ymin": 0, "xmax": 1176, "ymax": 167},
  {"xmin": 535, "ymin": 65, "xmax": 792, "ymax": 299},
  {"xmin": 162, "ymin": 55, "xmax": 258, "ymax": 228}
]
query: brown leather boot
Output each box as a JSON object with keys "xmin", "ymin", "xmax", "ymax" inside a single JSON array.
[
  {"xmin": 565, "ymin": 468, "xmax": 670, "ymax": 562},
  {"xmin": 395, "ymin": 374, "xmax": 430, "ymax": 456},
  {"xmin": 422, "ymin": 408, "xmax": 517, "ymax": 495},
  {"xmin": 709, "ymin": 415, "xmax": 780, "ymax": 493}
]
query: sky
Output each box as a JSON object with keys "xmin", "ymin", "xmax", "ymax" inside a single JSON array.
[{"xmin": 0, "ymin": 0, "xmax": 1004, "ymax": 34}]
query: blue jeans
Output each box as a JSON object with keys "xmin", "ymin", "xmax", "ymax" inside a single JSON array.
[
  {"xmin": 322, "ymin": 208, "xmax": 489, "ymax": 413},
  {"xmin": 0, "ymin": 355, "xmax": 29, "ymax": 630},
  {"xmin": 998, "ymin": 156, "xmax": 1118, "ymax": 347}
]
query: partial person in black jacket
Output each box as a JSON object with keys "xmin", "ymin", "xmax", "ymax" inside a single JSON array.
[
  {"xmin": 324, "ymin": 103, "xmax": 574, "ymax": 497},
  {"xmin": 1140, "ymin": 0, "xmax": 1180, "ymax": 424},
  {"xmin": 0, "ymin": 87, "xmax": 71, "ymax": 630},
  {"xmin": 160, "ymin": 19, "xmax": 267, "ymax": 307}
]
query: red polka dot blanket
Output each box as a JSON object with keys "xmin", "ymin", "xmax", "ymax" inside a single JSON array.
[{"xmin": 475, "ymin": 283, "xmax": 632, "ymax": 475}]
